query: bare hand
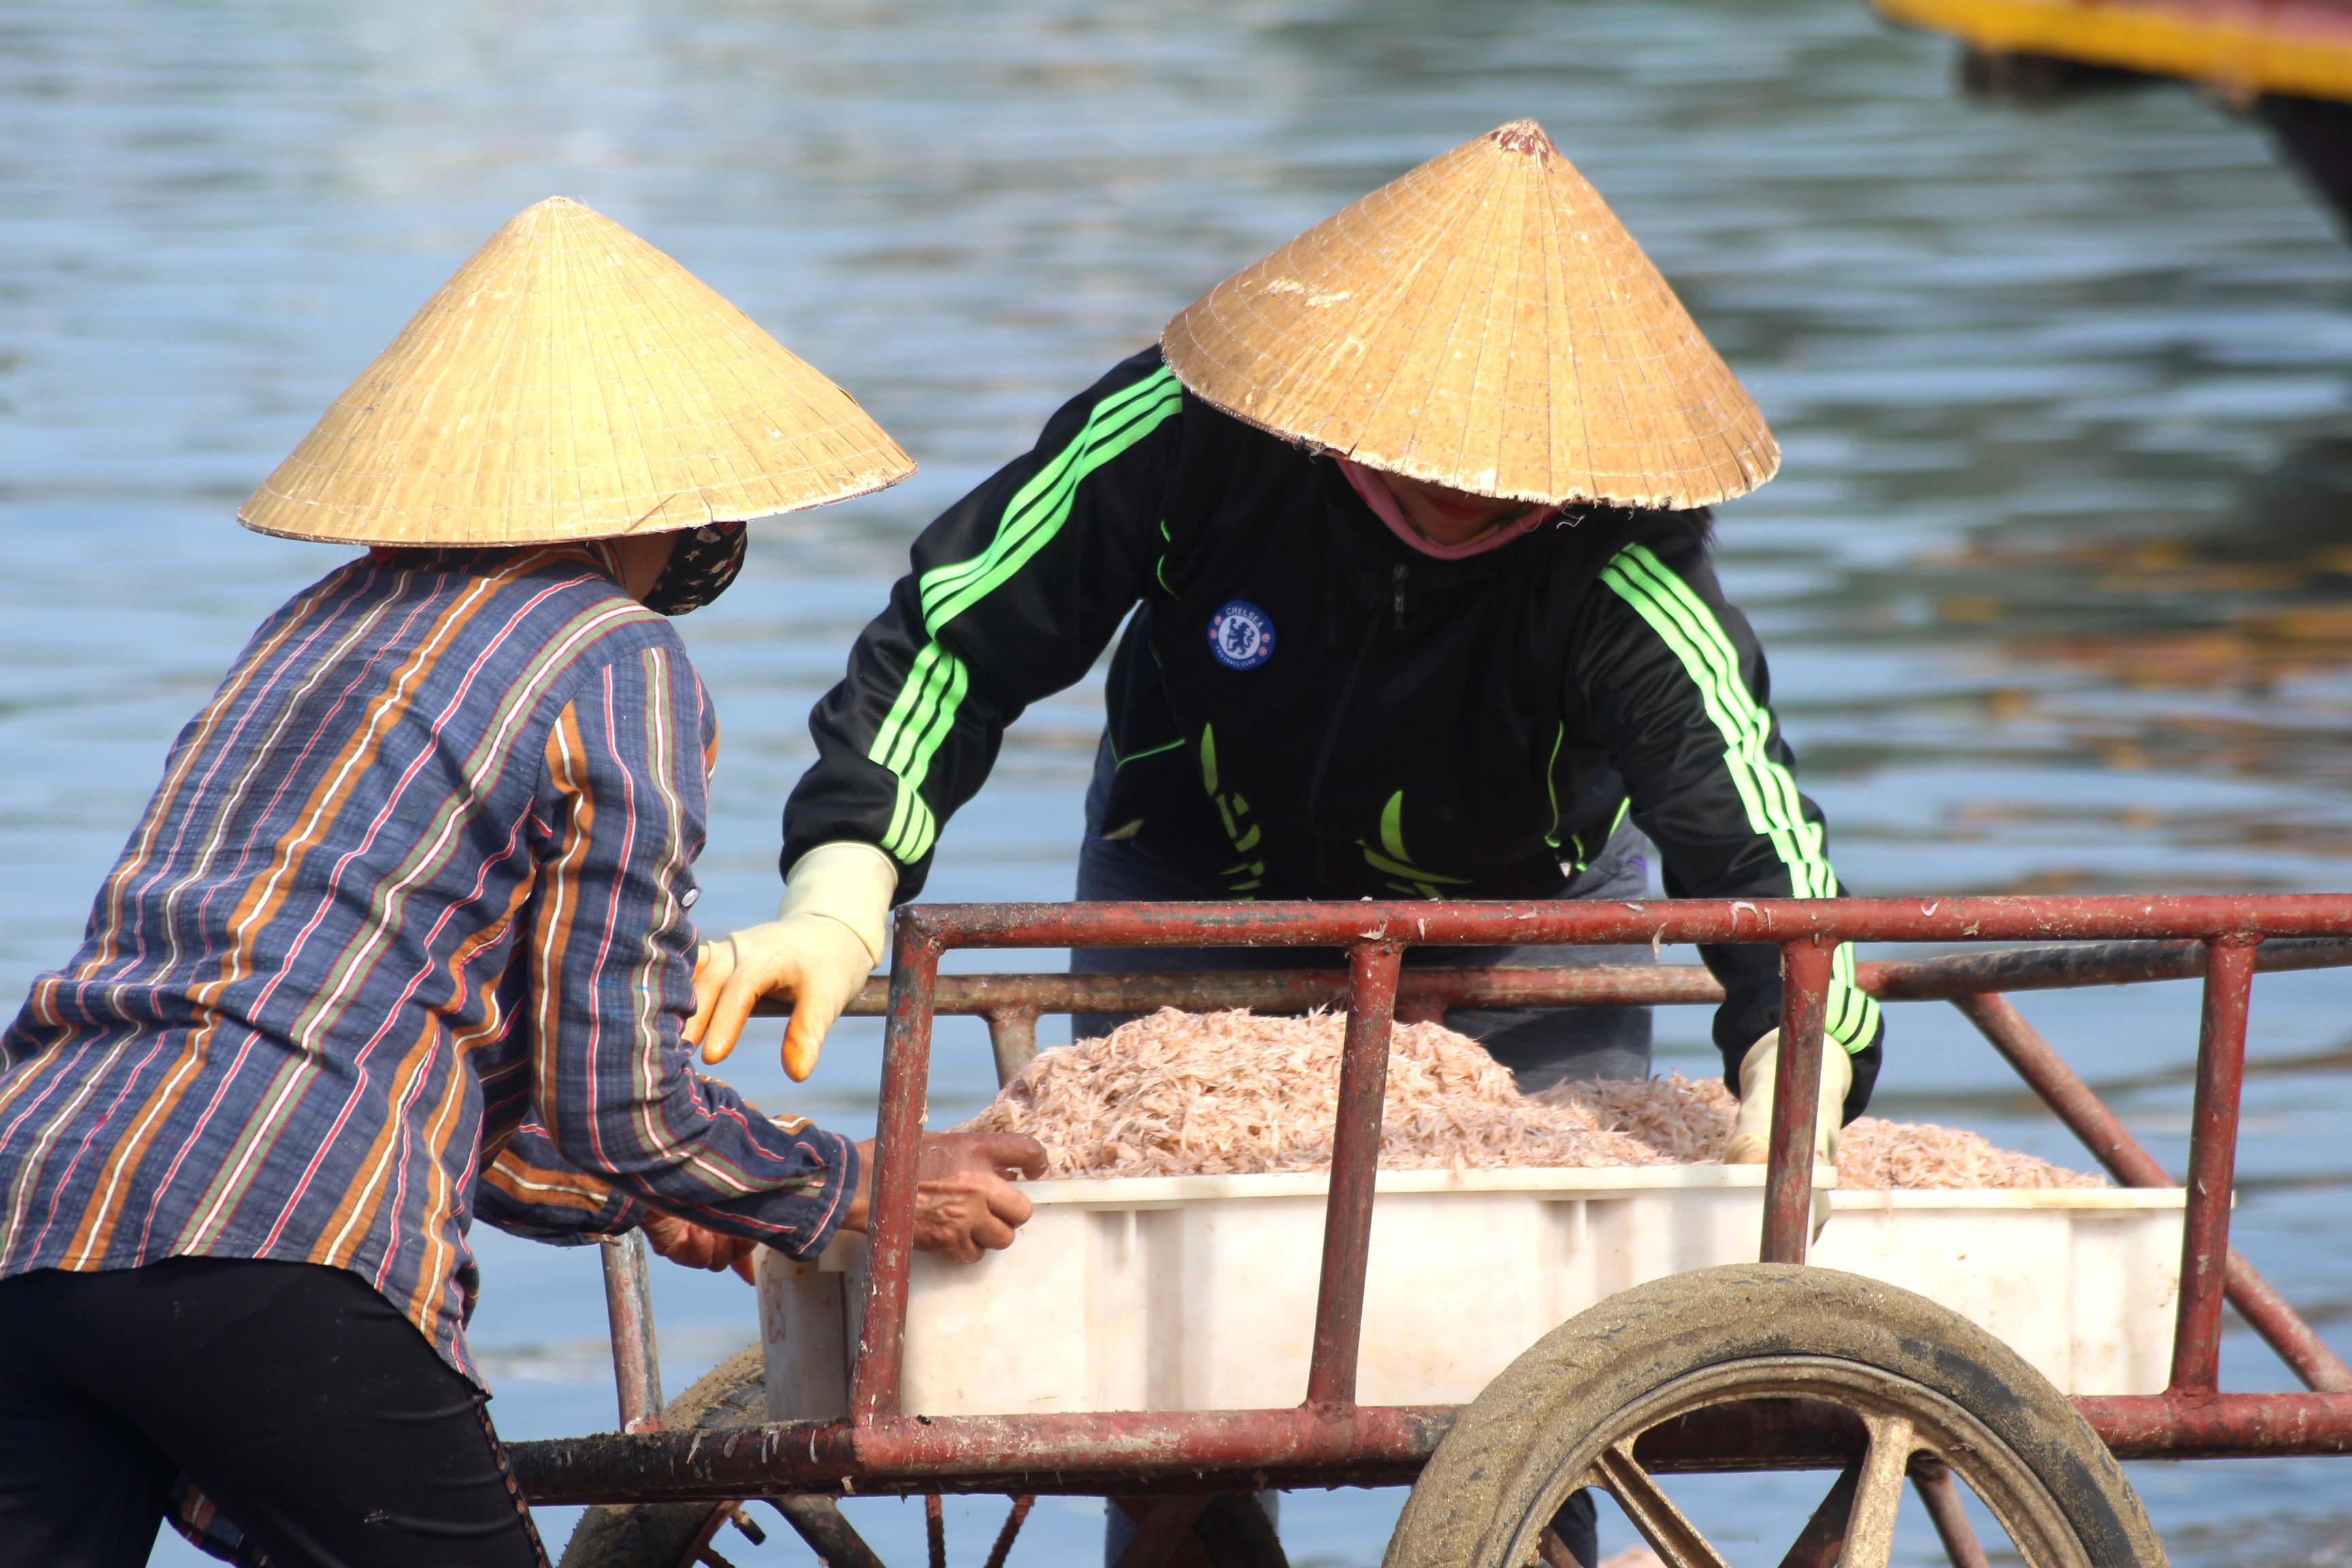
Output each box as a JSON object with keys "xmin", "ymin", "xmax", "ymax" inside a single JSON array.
[
  {"xmin": 639, "ymin": 1210, "xmax": 758, "ymax": 1284},
  {"xmin": 840, "ymin": 1132, "xmax": 1048, "ymax": 1264}
]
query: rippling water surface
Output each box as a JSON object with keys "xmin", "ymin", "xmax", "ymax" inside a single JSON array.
[{"xmin": 8, "ymin": 1, "xmax": 2352, "ymax": 1562}]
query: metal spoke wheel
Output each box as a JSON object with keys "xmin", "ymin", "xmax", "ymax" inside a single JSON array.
[{"xmin": 1386, "ymin": 1264, "xmax": 2168, "ymax": 1568}]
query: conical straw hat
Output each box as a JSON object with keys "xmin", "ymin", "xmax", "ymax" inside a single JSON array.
[
  {"xmin": 1161, "ymin": 120, "xmax": 1777, "ymax": 510},
  {"xmin": 240, "ymin": 197, "xmax": 915, "ymax": 545}
]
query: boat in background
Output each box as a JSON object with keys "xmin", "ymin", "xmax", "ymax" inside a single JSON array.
[{"xmin": 1872, "ymin": 0, "xmax": 2352, "ymax": 231}]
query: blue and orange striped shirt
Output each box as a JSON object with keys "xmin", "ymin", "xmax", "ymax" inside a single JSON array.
[{"xmin": 0, "ymin": 544, "xmax": 855, "ymax": 1382}]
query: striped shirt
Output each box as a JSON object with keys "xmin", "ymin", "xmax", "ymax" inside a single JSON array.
[{"xmin": 0, "ymin": 545, "xmax": 854, "ymax": 1382}]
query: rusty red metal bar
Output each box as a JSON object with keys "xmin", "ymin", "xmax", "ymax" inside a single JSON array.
[
  {"xmin": 2080, "ymin": 1391, "xmax": 2352, "ymax": 1458},
  {"xmin": 512, "ymin": 1404, "xmax": 1456, "ymax": 1504},
  {"xmin": 2217, "ymin": 1262, "xmax": 2352, "ymax": 1393},
  {"xmin": 1305, "ymin": 943, "xmax": 1401, "ymax": 1407},
  {"xmin": 1627, "ymin": 1397, "xmax": 1864, "ymax": 1472},
  {"xmin": 850, "ymin": 921, "xmax": 943, "ymax": 1421},
  {"xmin": 1763, "ymin": 940, "xmax": 1833, "ymax": 1265},
  {"xmin": 1864, "ymin": 935, "xmax": 2352, "ymax": 999},
  {"xmin": 1954, "ymin": 993, "xmax": 2352, "ymax": 1392},
  {"xmin": 506, "ymin": 1388, "xmax": 2352, "ymax": 1505},
  {"xmin": 889, "ymin": 894, "xmax": 2352, "ymax": 952},
  {"xmin": 2172, "ymin": 935, "xmax": 2261, "ymax": 1393},
  {"xmin": 777, "ymin": 935, "xmax": 2352, "ymax": 1026},
  {"xmin": 599, "ymin": 1232, "xmax": 665, "ymax": 1433},
  {"xmin": 984, "ymin": 1007, "xmax": 1041, "ymax": 1084},
  {"xmin": 981, "ymin": 1494, "xmax": 1034, "ymax": 1568},
  {"xmin": 508, "ymin": 1399, "xmax": 1865, "ymax": 1505}
]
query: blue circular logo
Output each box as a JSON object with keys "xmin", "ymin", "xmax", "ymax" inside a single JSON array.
[{"xmin": 1207, "ymin": 600, "xmax": 1275, "ymax": 670}]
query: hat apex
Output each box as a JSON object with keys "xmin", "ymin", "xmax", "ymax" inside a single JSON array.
[
  {"xmin": 1488, "ymin": 118, "xmax": 1559, "ymax": 157},
  {"xmin": 1160, "ymin": 120, "xmax": 1778, "ymax": 510},
  {"xmin": 239, "ymin": 196, "xmax": 914, "ymax": 546}
]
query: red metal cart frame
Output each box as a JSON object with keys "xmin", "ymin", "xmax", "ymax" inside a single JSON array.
[{"xmin": 512, "ymin": 893, "xmax": 2352, "ymax": 1512}]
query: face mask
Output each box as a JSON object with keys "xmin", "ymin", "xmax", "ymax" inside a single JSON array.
[
  {"xmin": 642, "ymin": 521, "xmax": 749, "ymax": 616},
  {"xmin": 1335, "ymin": 459, "xmax": 1558, "ymax": 559}
]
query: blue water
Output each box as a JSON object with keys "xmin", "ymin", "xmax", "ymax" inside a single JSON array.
[{"xmin": 7, "ymin": 0, "xmax": 2352, "ymax": 1562}]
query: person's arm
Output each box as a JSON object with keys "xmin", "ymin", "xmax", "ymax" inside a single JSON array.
[
  {"xmin": 527, "ymin": 639, "xmax": 1043, "ymax": 1256},
  {"xmin": 787, "ymin": 348, "xmax": 1184, "ymax": 889},
  {"xmin": 473, "ymin": 1122, "xmax": 749, "ymax": 1277},
  {"xmin": 474, "ymin": 1120, "xmax": 1043, "ymax": 1282},
  {"xmin": 1568, "ymin": 522, "xmax": 1883, "ymax": 1127},
  {"xmin": 696, "ymin": 348, "xmax": 1187, "ymax": 1066},
  {"xmin": 527, "ymin": 640, "xmax": 858, "ymax": 1254},
  {"xmin": 474, "ymin": 1124, "xmax": 647, "ymax": 1243},
  {"xmin": 474, "ymin": 1126, "xmax": 758, "ymax": 1281}
]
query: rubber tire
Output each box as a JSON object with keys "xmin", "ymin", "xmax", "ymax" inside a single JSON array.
[
  {"xmin": 556, "ymin": 1346, "xmax": 770, "ymax": 1568},
  {"xmin": 1384, "ymin": 1263, "xmax": 2168, "ymax": 1568}
]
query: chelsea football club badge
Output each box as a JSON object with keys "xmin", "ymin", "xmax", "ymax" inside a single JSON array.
[{"xmin": 1207, "ymin": 600, "xmax": 1275, "ymax": 670}]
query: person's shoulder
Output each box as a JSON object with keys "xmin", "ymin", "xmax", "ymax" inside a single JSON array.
[
  {"xmin": 510, "ymin": 546, "xmax": 673, "ymax": 624},
  {"xmin": 1542, "ymin": 506, "xmax": 1723, "ymax": 639},
  {"xmin": 1036, "ymin": 344, "xmax": 1180, "ymax": 420},
  {"xmin": 1009, "ymin": 346, "xmax": 1188, "ymax": 455},
  {"xmin": 1100, "ymin": 343, "xmax": 1179, "ymax": 398},
  {"xmin": 1076, "ymin": 344, "xmax": 1314, "ymax": 500},
  {"xmin": 1139, "ymin": 344, "xmax": 1311, "ymax": 471},
  {"xmin": 1575, "ymin": 505, "xmax": 1717, "ymax": 574},
  {"xmin": 479, "ymin": 546, "xmax": 689, "ymax": 671}
]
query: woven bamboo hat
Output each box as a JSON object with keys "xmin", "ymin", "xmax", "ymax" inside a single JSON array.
[
  {"xmin": 240, "ymin": 197, "xmax": 914, "ymax": 545},
  {"xmin": 1160, "ymin": 120, "xmax": 1776, "ymax": 510}
]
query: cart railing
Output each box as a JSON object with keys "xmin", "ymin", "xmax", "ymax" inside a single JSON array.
[{"xmin": 514, "ymin": 894, "xmax": 2352, "ymax": 1508}]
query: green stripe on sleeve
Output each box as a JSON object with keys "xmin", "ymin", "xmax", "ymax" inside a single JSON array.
[
  {"xmin": 1599, "ymin": 542, "xmax": 1881, "ymax": 1051},
  {"xmin": 868, "ymin": 642, "xmax": 966, "ymax": 862},
  {"xmin": 871, "ymin": 643, "xmax": 953, "ymax": 777},
  {"xmin": 882, "ymin": 777, "xmax": 938, "ymax": 863},
  {"xmin": 917, "ymin": 367, "xmax": 1183, "ymax": 634}
]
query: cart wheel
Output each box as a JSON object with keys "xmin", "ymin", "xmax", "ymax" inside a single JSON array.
[
  {"xmin": 1386, "ymin": 1264, "xmax": 2166, "ymax": 1568},
  {"xmin": 556, "ymin": 1345, "xmax": 872, "ymax": 1568}
]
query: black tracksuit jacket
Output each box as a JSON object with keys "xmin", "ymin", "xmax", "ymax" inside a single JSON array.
[{"xmin": 785, "ymin": 348, "xmax": 1884, "ymax": 1095}]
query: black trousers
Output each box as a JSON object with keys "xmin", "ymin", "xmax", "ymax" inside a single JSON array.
[{"xmin": 0, "ymin": 1256, "xmax": 547, "ymax": 1568}]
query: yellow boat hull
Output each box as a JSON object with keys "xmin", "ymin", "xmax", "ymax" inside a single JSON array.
[{"xmin": 1872, "ymin": 0, "xmax": 2352, "ymax": 102}]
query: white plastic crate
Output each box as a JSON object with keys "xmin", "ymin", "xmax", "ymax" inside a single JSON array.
[{"xmin": 757, "ymin": 1165, "xmax": 2183, "ymax": 1420}]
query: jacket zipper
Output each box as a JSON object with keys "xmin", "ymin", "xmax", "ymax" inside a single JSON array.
[{"xmin": 1392, "ymin": 563, "xmax": 1408, "ymax": 631}]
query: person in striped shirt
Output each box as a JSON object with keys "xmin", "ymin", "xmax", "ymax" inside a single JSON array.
[{"xmin": 0, "ymin": 199, "xmax": 1042, "ymax": 1568}]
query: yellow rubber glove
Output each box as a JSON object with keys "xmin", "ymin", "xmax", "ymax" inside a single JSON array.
[
  {"xmin": 687, "ymin": 841, "xmax": 896, "ymax": 1081},
  {"xmin": 1720, "ymin": 1028, "xmax": 1854, "ymax": 1166}
]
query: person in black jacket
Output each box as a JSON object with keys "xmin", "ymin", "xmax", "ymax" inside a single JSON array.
[
  {"xmin": 693, "ymin": 115, "xmax": 1882, "ymax": 1137},
  {"xmin": 688, "ymin": 114, "xmax": 1886, "ymax": 1568}
]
